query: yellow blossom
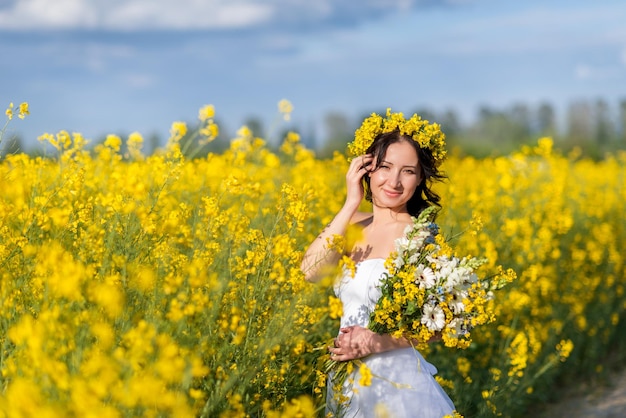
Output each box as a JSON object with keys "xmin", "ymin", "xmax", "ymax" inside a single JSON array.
[
  {"xmin": 278, "ymin": 99, "xmax": 293, "ymax": 120},
  {"xmin": 198, "ymin": 104, "xmax": 215, "ymax": 121},
  {"xmin": 328, "ymin": 295, "xmax": 343, "ymax": 319},
  {"xmin": 104, "ymin": 134, "xmax": 122, "ymax": 151},
  {"xmin": 18, "ymin": 102, "xmax": 29, "ymax": 119},
  {"xmin": 358, "ymin": 362, "xmax": 372, "ymax": 386},
  {"xmin": 5, "ymin": 102, "xmax": 13, "ymax": 120}
]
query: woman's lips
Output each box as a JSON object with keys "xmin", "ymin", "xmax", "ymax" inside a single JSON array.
[{"xmin": 383, "ymin": 189, "xmax": 402, "ymax": 197}]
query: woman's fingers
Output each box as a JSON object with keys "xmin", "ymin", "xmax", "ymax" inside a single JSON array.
[
  {"xmin": 345, "ymin": 156, "xmax": 372, "ymax": 205},
  {"xmin": 360, "ymin": 155, "xmax": 373, "ymax": 171},
  {"xmin": 328, "ymin": 345, "xmax": 363, "ymax": 361},
  {"xmin": 348, "ymin": 154, "xmax": 373, "ymax": 174},
  {"xmin": 330, "ymin": 326, "xmax": 373, "ymax": 361}
]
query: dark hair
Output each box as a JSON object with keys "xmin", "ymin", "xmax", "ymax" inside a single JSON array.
[{"xmin": 363, "ymin": 129, "xmax": 446, "ymax": 216}]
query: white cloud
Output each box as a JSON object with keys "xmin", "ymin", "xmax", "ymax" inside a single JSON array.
[
  {"xmin": 0, "ymin": 0, "xmax": 98, "ymax": 29},
  {"xmin": 0, "ymin": 0, "xmax": 276, "ymax": 30},
  {"xmin": 0, "ymin": 0, "xmax": 445, "ymax": 31},
  {"xmin": 103, "ymin": 1, "xmax": 274, "ymax": 30}
]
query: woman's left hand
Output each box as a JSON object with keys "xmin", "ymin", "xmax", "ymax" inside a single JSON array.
[{"xmin": 328, "ymin": 326, "xmax": 377, "ymax": 361}]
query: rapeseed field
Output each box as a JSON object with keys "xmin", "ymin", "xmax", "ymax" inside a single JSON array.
[{"xmin": 0, "ymin": 103, "xmax": 624, "ymax": 417}]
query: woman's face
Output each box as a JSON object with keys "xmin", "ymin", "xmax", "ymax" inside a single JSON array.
[{"xmin": 368, "ymin": 140, "xmax": 422, "ymax": 212}]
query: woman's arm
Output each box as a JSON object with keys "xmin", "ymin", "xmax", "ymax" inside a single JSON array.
[
  {"xmin": 300, "ymin": 155, "xmax": 373, "ymax": 282},
  {"xmin": 300, "ymin": 206, "xmax": 358, "ymax": 282}
]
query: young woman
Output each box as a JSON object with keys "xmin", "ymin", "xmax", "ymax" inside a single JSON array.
[{"xmin": 301, "ymin": 118, "xmax": 456, "ymax": 417}]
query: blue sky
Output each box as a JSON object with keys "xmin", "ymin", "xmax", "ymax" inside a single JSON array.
[{"xmin": 1, "ymin": 0, "xmax": 625, "ymax": 149}]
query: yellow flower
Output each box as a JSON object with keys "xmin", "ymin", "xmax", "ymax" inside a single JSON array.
[
  {"xmin": 358, "ymin": 362, "xmax": 372, "ymax": 386},
  {"xmin": 279, "ymin": 131, "xmax": 300, "ymax": 155},
  {"xmin": 328, "ymin": 295, "xmax": 343, "ymax": 319},
  {"xmin": 198, "ymin": 104, "xmax": 215, "ymax": 121},
  {"xmin": 127, "ymin": 131, "xmax": 143, "ymax": 149},
  {"xmin": 89, "ymin": 280, "xmax": 125, "ymax": 319},
  {"xmin": 18, "ymin": 102, "xmax": 29, "ymax": 119},
  {"xmin": 104, "ymin": 134, "xmax": 122, "ymax": 152},
  {"xmin": 278, "ymin": 99, "xmax": 293, "ymax": 121},
  {"xmin": 170, "ymin": 121, "xmax": 187, "ymax": 141},
  {"xmin": 5, "ymin": 102, "xmax": 13, "ymax": 120},
  {"xmin": 556, "ymin": 339, "xmax": 574, "ymax": 362},
  {"xmin": 91, "ymin": 321, "xmax": 115, "ymax": 349},
  {"xmin": 456, "ymin": 357, "xmax": 471, "ymax": 376},
  {"xmin": 200, "ymin": 121, "xmax": 219, "ymax": 143}
]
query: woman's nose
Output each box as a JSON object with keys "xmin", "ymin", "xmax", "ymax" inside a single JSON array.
[{"xmin": 390, "ymin": 171, "xmax": 402, "ymax": 187}]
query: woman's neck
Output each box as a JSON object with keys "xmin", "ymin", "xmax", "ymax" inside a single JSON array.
[{"xmin": 370, "ymin": 205, "xmax": 411, "ymax": 227}]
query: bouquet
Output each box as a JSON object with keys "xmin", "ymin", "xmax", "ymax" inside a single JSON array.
[{"xmin": 369, "ymin": 205, "xmax": 512, "ymax": 350}]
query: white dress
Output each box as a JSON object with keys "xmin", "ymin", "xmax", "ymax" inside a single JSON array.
[{"xmin": 328, "ymin": 258, "xmax": 456, "ymax": 418}]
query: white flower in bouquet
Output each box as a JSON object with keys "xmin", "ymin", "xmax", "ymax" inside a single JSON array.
[
  {"xmin": 415, "ymin": 264, "xmax": 437, "ymax": 289},
  {"xmin": 421, "ymin": 303, "xmax": 446, "ymax": 331},
  {"xmin": 449, "ymin": 288, "xmax": 469, "ymax": 314}
]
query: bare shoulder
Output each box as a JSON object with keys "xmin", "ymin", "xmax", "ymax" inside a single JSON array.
[{"xmin": 350, "ymin": 211, "xmax": 373, "ymax": 226}]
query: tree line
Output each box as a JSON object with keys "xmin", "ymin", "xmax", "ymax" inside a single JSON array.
[{"xmin": 313, "ymin": 97, "xmax": 626, "ymax": 159}]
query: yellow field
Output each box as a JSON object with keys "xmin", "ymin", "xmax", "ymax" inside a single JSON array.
[{"xmin": 0, "ymin": 109, "xmax": 625, "ymax": 417}]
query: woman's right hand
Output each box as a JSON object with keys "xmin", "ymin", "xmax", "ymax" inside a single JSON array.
[
  {"xmin": 345, "ymin": 154, "xmax": 373, "ymax": 209},
  {"xmin": 300, "ymin": 154, "xmax": 373, "ymax": 282}
]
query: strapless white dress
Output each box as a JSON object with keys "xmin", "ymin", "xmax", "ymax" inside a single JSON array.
[{"xmin": 328, "ymin": 258, "xmax": 456, "ymax": 418}]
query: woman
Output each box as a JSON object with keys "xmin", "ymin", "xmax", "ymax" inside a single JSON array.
[{"xmin": 301, "ymin": 112, "xmax": 456, "ymax": 417}]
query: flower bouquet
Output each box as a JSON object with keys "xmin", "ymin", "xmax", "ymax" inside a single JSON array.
[{"xmin": 369, "ymin": 205, "xmax": 513, "ymax": 350}]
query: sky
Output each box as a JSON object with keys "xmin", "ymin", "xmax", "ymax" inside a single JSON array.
[{"xmin": 1, "ymin": 0, "xmax": 625, "ymax": 150}]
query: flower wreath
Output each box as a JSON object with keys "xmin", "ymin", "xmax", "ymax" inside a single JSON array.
[{"xmin": 347, "ymin": 108, "xmax": 447, "ymax": 166}]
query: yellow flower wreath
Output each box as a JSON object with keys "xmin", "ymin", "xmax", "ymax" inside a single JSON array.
[{"xmin": 347, "ymin": 108, "xmax": 447, "ymax": 166}]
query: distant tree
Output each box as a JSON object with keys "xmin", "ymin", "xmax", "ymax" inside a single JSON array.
[
  {"xmin": 477, "ymin": 105, "xmax": 495, "ymax": 121},
  {"xmin": 620, "ymin": 99, "xmax": 626, "ymax": 145},
  {"xmin": 476, "ymin": 106, "xmax": 513, "ymax": 145},
  {"xmin": 537, "ymin": 102, "xmax": 557, "ymax": 137},
  {"xmin": 566, "ymin": 100, "xmax": 593, "ymax": 147},
  {"xmin": 593, "ymin": 98, "xmax": 613, "ymax": 147},
  {"xmin": 146, "ymin": 132, "xmax": 161, "ymax": 155},
  {"xmin": 319, "ymin": 111, "xmax": 353, "ymax": 158},
  {"xmin": 243, "ymin": 117, "xmax": 265, "ymax": 139},
  {"xmin": 0, "ymin": 134, "xmax": 24, "ymax": 157},
  {"xmin": 411, "ymin": 107, "xmax": 438, "ymax": 123},
  {"xmin": 439, "ymin": 109, "xmax": 461, "ymax": 137},
  {"xmin": 509, "ymin": 103, "xmax": 532, "ymax": 142},
  {"xmin": 300, "ymin": 121, "xmax": 317, "ymax": 151},
  {"xmin": 438, "ymin": 109, "xmax": 462, "ymax": 153}
]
